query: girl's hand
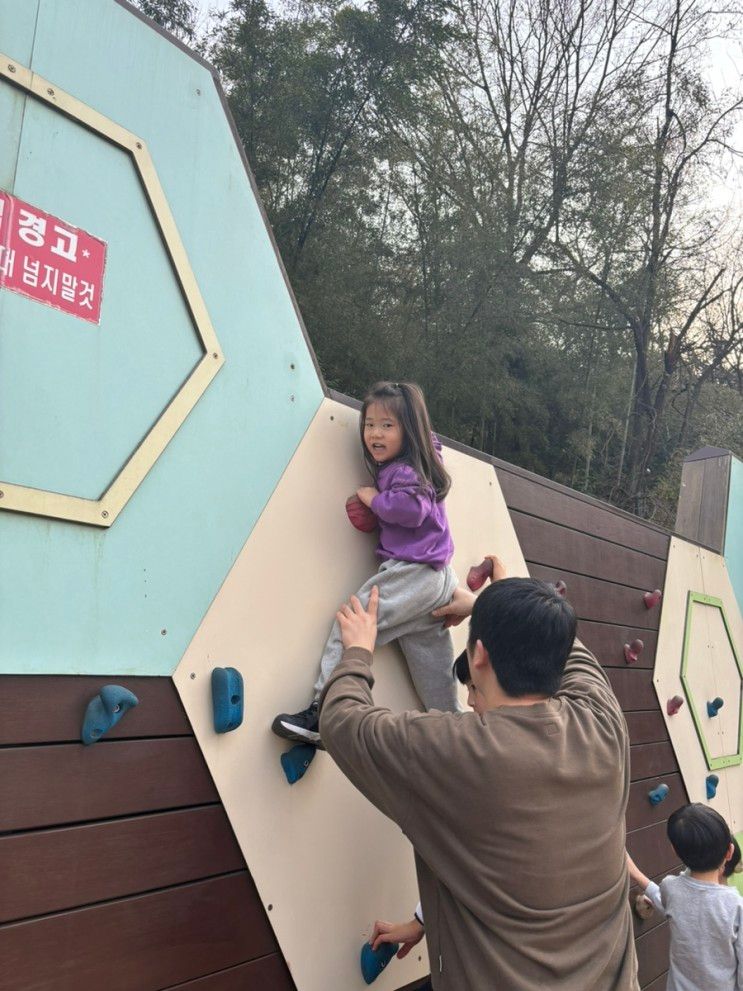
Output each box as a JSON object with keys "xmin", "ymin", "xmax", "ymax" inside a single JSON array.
[
  {"xmin": 370, "ymin": 918, "xmax": 425, "ymax": 958},
  {"xmin": 336, "ymin": 586, "xmax": 379, "ymax": 653},
  {"xmin": 356, "ymin": 486, "xmax": 379, "ymax": 508}
]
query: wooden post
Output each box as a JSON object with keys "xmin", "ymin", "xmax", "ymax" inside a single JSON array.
[{"xmin": 675, "ymin": 447, "xmax": 732, "ymax": 553}]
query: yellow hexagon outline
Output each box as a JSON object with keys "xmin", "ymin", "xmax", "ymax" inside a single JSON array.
[{"xmin": 0, "ymin": 53, "xmax": 225, "ymax": 527}]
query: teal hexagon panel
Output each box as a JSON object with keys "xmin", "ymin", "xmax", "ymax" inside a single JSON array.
[
  {"xmin": 0, "ymin": 0, "xmax": 324, "ymax": 675},
  {"xmin": 2, "ymin": 98, "xmax": 203, "ymax": 499}
]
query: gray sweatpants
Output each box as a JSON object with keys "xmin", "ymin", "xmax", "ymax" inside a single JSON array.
[{"xmin": 313, "ymin": 559, "xmax": 461, "ymax": 712}]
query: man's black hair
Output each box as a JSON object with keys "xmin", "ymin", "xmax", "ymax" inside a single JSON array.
[
  {"xmin": 464, "ymin": 578, "xmax": 577, "ymax": 697},
  {"xmin": 667, "ymin": 803, "xmax": 732, "ymax": 871}
]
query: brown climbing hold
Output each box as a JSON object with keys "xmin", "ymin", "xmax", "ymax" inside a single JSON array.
[
  {"xmin": 643, "ymin": 589, "xmax": 662, "ymax": 609},
  {"xmin": 667, "ymin": 695, "xmax": 684, "ymax": 716},
  {"xmin": 634, "ymin": 894, "xmax": 654, "ymax": 920}
]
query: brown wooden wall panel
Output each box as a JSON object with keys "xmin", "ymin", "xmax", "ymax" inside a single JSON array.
[
  {"xmin": 675, "ymin": 452, "xmax": 731, "ymax": 553},
  {"xmin": 163, "ymin": 954, "xmax": 294, "ymax": 991},
  {"xmin": 578, "ymin": 622, "xmax": 658, "ymax": 669},
  {"xmin": 642, "ymin": 974, "xmax": 667, "ymax": 991},
  {"xmin": 511, "ymin": 512, "xmax": 667, "ymax": 589},
  {"xmin": 0, "ymin": 675, "xmax": 191, "ymax": 745},
  {"xmin": 624, "ymin": 712, "xmax": 670, "ymax": 747},
  {"xmin": 0, "ymin": 805, "xmax": 243, "ymax": 924},
  {"xmin": 636, "ymin": 922, "xmax": 671, "ymax": 988},
  {"xmin": 497, "ymin": 467, "xmax": 670, "ymax": 558},
  {"xmin": 0, "ymin": 873, "xmax": 277, "ymax": 991},
  {"xmin": 629, "ymin": 867, "xmax": 681, "ymax": 938},
  {"xmin": 626, "ymin": 775, "xmax": 687, "ymax": 831},
  {"xmin": 0, "ymin": 737, "xmax": 218, "ymax": 831},
  {"xmin": 607, "ymin": 668, "xmax": 658, "ymax": 711},
  {"xmin": 529, "ymin": 566, "xmax": 662, "ymax": 630},
  {"xmin": 630, "ymin": 743, "xmax": 678, "ymax": 782},
  {"xmin": 626, "ymin": 824, "xmax": 681, "ymax": 882}
]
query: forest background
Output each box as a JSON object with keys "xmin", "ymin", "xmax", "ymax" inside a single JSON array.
[{"xmin": 136, "ymin": 0, "xmax": 743, "ymax": 525}]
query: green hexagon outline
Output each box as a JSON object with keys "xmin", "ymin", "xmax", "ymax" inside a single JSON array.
[{"xmin": 680, "ymin": 591, "xmax": 743, "ymax": 770}]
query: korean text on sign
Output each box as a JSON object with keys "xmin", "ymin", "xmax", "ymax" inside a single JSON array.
[{"xmin": 0, "ymin": 191, "xmax": 107, "ymax": 325}]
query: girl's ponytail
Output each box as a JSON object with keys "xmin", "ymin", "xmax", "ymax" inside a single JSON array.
[{"xmin": 360, "ymin": 382, "xmax": 452, "ymax": 500}]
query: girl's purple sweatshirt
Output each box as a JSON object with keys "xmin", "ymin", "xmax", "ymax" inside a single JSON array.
[{"xmin": 370, "ymin": 438, "xmax": 454, "ymax": 570}]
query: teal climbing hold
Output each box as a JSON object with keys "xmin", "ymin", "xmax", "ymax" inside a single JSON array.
[
  {"xmin": 211, "ymin": 667, "xmax": 244, "ymax": 733},
  {"xmin": 706, "ymin": 774, "xmax": 719, "ymax": 800},
  {"xmin": 81, "ymin": 685, "xmax": 139, "ymax": 745},
  {"xmin": 707, "ymin": 697, "xmax": 724, "ymax": 717},
  {"xmin": 281, "ymin": 743, "xmax": 316, "ymax": 784},
  {"xmin": 648, "ymin": 783, "xmax": 669, "ymax": 806},
  {"xmin": 360, "ymin": 940, "xmax": 399, "ymax": 985}
]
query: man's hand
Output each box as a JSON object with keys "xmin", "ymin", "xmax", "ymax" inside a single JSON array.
[
  {"xmin": 432, "ymin": 585, "xmax": 476, "ymax": 628},
  {"xmin": 337, "ymin": 585, "xmax": 379, "ymax": 653},
  {"xmin": 356, "ymin": 486, "xmax": 379, "ymax": 508},
  {"xmin": 370, "ymin": 917, "xmax": 425, "ymax": 958}
]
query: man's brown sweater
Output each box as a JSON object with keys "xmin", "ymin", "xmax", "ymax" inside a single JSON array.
[{"xmin": 319, "ymin": 641, "xmax": 639, "ymax": 991}]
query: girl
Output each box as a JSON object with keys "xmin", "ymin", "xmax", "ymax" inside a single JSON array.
[{"xmin": 272, "ymin": 381, "xmax": 459, "ymax": 746}]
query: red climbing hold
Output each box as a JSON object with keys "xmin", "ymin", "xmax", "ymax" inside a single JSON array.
[
  {"xmin": 667, "ymin": 695, "xmax": 684, "ymax": 716},
  {"xmin": 345, "ymin": 495, "xmax": 378, "ymax": 533},
  {"xmin": 554, "ymin": 580, "xmax": 568, "ymax": 597},
  {"xmin": 624, "ymin": 639, "xmax": 644, "ymax": 664},
  {"xmin": 467, "ymin": 559, "xmax": 494, "ymax": 592},
  {"xmin": 643, "ymin": 589, "xmax": 662, "ymax": 609}
]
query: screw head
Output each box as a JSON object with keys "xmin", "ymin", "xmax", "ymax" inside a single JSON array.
[
  {"xmin": 101, "ymin": 510, "xmax": 109, "ymax": 518},
  {"xmin": 213, "ymin": 352, "xmax": 219, "ymax": 359},
  {"xmin": 190, "ymin": 672, "xmax": 196, "ymax": 680},
  {"xmin": 47, "ymin": 87, "xmax": 54, "ymax": 96},
  {"xmin": 161, "ymin": 629, "xmax": 167, "ymax": 636},
  {"xmin": 0, "ymin": 490, "xmax": 4, "ymax": 498},
  {"xmin": 8, "ymin": 64, "xmax": 16, "ymax": 73}
]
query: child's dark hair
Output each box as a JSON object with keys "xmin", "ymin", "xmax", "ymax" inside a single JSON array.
[
  {"xmin": 667, "ymin": 804, "xmax": 732, "ymax": 872},
  {"xmin": 463, "ymin": 578, "xmax": 576, "ymax": 696},
  {"xmin": 360, "ymin": 382, "xmax": 451, "ymax": 499},
  {"xmin": 723, "ymin": 836, "xmax": 741, "ymax": 878}
]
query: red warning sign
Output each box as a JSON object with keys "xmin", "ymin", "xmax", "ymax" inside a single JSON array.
[{"xmin": 0, "ymin": 190, "xmax": 107, "ymax": 325}]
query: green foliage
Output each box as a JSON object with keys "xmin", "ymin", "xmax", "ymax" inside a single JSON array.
[{"xmin": 134, "ymin": 0, "xmax": 743, "ymax": 522}]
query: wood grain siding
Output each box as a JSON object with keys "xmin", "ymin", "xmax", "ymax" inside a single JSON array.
[
  {"xmin": 0, "ymin": 677, "xmax": 294, "ymax": 991},
  {"xmin": 163, "ymin": 956, "xmax": 295, "ymax": 990},
  {"xmin": 675, "ymin": 449, "xmax": 731, "ymax": 553},
  {"xmin": 0, "ymin": 675, "xmax": 192, "ymax": 744},
  {"xmin": 499, "ymin": 463, "xmax": 682, "ymax": 989}
]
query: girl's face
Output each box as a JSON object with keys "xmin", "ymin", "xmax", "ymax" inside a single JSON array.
[{"xmin": 364, "ymin": 402, "xmax": 404, "ymax": 464}]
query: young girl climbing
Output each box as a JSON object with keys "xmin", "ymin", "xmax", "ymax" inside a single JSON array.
[{"xmin": 271, "ymin": 381, "xmax": 460, "ymax": 746}]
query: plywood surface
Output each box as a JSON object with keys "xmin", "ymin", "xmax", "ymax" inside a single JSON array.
[
  {"xmin": 654, "ymin": 538, "xmax": 742, "ymax": 832},
  {"xmin": 174, "ymin": 397, "xmax": 528, "ymax": 991}
]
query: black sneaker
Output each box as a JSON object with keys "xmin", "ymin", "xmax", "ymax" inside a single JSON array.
[{"xmin": 271, "ymin": 701, "xmax": 322, "ymax": 746}]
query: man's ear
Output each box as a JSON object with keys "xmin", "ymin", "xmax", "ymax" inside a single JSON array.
[
  {"xmin": 471, "ymin": 639, "xmax": 491, "ymax": 672},
  {"xmin": 724, "ymin": 842, "xmax": 735, "ymax": 863}
]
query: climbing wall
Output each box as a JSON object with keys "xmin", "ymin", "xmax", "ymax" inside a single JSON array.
[
  {"xmin": 173, "ymin": 396, "xmax": 527, "ymax": 991},
  {"xmin": 1, "ymin": 3, "xmax": 738, "ymax": 991}
]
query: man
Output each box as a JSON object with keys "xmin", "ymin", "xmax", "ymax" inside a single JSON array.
[{"xmin": 319, "ymin": 575, "xmax": 639, "ymax": 990}]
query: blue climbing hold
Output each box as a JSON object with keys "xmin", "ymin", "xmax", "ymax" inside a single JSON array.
[
  {"xmin": 281, "ymin": 743, "xmax": 316, "ymax": 784},
  {"xmin": 707, "ymin": 697, "xmax": 724, "ymax": 718},
  {"xmin": 211, "ymin": 667, "xmax": 244, "ymax": 733},
  {"xmin": 360, "ymin": 940, "xmax": 399, "ymax": 985},
  {"xmin": 648, "ymin": 783, "xmax": 669, "ymax": 806},
  {"xmin": 706, "ymin": 774, "xmax": 719, "ymax": 800},
  {"xmin": 81, "ymin": 685, "xmax": 139, "ymax": 745}
]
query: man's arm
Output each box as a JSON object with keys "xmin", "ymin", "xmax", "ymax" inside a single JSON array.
[{"xmin": 318, "ymin": 587, "xmax": 420, "ymax": 828}]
